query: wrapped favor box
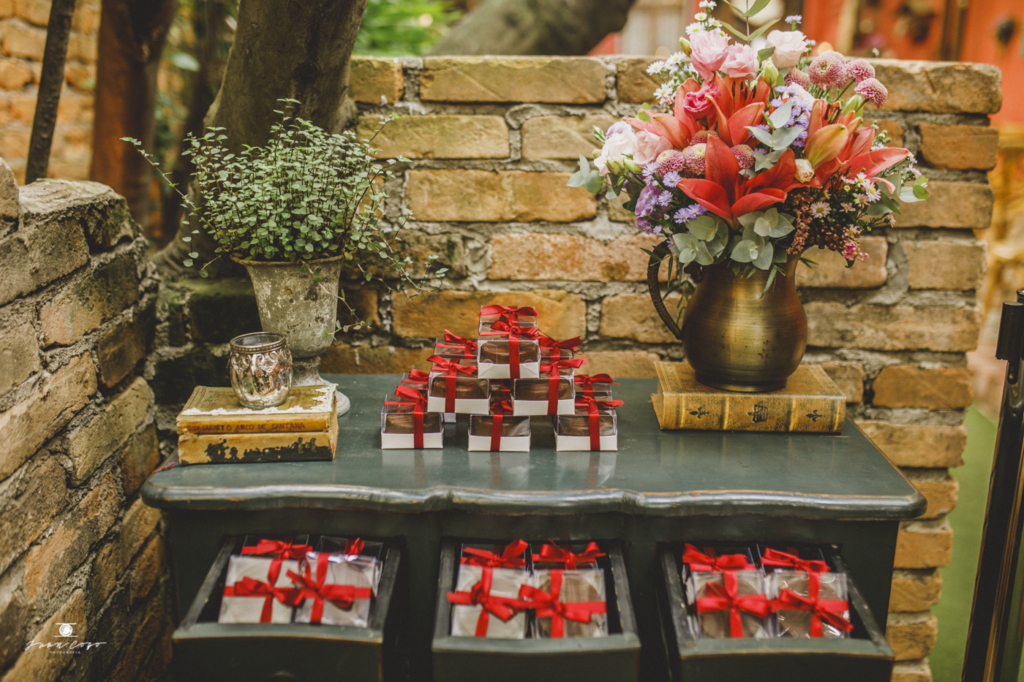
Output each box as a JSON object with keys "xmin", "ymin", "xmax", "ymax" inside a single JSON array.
[
  {"xmin": 554, "ymin": 398, "xmax": 622, "ymax": 451},
  {"xmin": 218, "ymin": 555, "xmax": 300, "ymax": 624},
  {"xmin": 532, "ymin": 540, "xmax": 606, "ymax": 571},
  {"xmin": 449, "ymin": 564, "xmax": 530, "ymax": 639},
  {"xmin": 434, "ymin": 331, "xmax": 478, "ymax": 361},
  {"xmin": 292, "ymin": 537, "xmax": 381, "ymax": 627},
  {"xmin": 573, "ymin": 374, "xmax": 618, "ymax": 401},
  {"xmin": 479, "ymin": 305, "xmax": 538, "ymax": 332},
  {"xmin": 477, "ymin": 328, "xmax": 541, "ymax": 380},
  {"xmin": 468, "ymin": 412, "xmax": 531, "ymax": 452},
  {"xmin": 428, "ymin": 359, "xmax": 491, "ymax": 414},
  {"xmin": 528, "ymin": 569, "xmax": 609, "ymax": 639},
  {"xmin": 512, "ymin": 358, "xmax": 584, "ymax": 416},
  {"xmin": 681, "ymin": 544, "xmax": 770, "ymax": 639},
  {"xmin": 770, "ymin": 569, "xmax": 852, "ymax": 639},
  {"xmin": 381, "ymin": 393, "xmax": 444, "ymax": 449}
]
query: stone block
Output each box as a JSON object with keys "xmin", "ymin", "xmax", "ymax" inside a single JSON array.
[
  {"xmin": 889, "ymin": 569, "xmax": 942, "ymax": 613},
  {"xmin": 14, "ymin": 0, "xmax": 50, "ymax": 26},
  {"xmin": 0, "ymin": 211, "xmax": 89, "ymax": 308},
  {"xmin": 119, "ymin": 423, "xmax": 159, "ymax": 498},
  {"xmin": 918, "ymin": 123, "xmax": 998, "ymax": 170},
  {"xmin": 895, "ymin": 519, "xmax": 953, "ymax": 569},
  {"xmin": 97, "ymin": 298, "xmax": 156, "ymax": 388},
  {"xmin": 895, "ymin": 181, "xmax": 993, "ymax": 229},
  {"xmin": 582, "ymin": 351, "xmax": 661, "ymax": 378},
  {"xmin": 3, "ymin": 18, "xmax": 46, "ymax": 60},
  {"xmin": 129, "ymin": 536, "xmax": 166, "ymax": 607},
  {"xmin": 180, "ymin": 278, "xmax": 260, "ymax": 344},
  {"xmin": 349, "ymin": 57, "xmax": 404, "ymax": 104},
  {"xmin": 521, "ymin": 114, "xmax": 618, "ymax": 160},
  {"xmin": 337, "ymin": 288, "xmax": 380, "ymax": 330},
  {"xmin": 66, "ymin": 30, "xmax": 96, "ymax": 63},
  {"xmin": 870, "ymin": 59, "xmax": 1002, "ymax": 113},
  {"xmin": 0, "ymin": 58, "xmax": 31, "ymax": 91},
  {"xmin": 406, "ymin": 170, "xmax": 595, "ymax": 223},
  {"xmin": 0, "ymin": 353, "xmax": 95, "ymax": 481},
  {"xmin": 817, "ymin": 361, "xmax": 864, "ymax": 404},
  {"xmin": 488, "ymin": 233, "xmax": 663, "ymax": 282},
  {"xmin": 2, "ymin": 589, "xmax": 85, "ymax": 682},
  {"xmin": 0, "ymin": 157, "xmax": 17, "ymax": 236},
  {"xmin": 39, "ymin": 252, "xmax": 141, "ymax": 347},
  {"xmin": 866, "ymin": 118, "xmax": 904, "ymax": 148},
  {"xmin": 392, "ymin": 289, "xmax": 586, "ymax": 340},
  {"xmin": 67, "ymin": 377, "xmax": 151, "ymax": 484},
  {"xmin": 0, "ymin": 458, "xmax": 67, "ymax": 578},
  {"xmin": 872, "ymin": 365, "xmax": 973, "ymax": 409},
  {"xmin": 358, "ymin": 115, "xmax": 508, "ymax": 159},
  {"xmin": 394, "ymin": 231, "xmax": 466, "ymax": 279},
  {"xmin": 608, "ymin": 193, "xmax": 634, "ymax": 223},
  {"xmin": 904, "ymin": 240, "xmax": 986, "ymax": 290},
  {"xmin": 119, "ymin": 498, "xmax": 162, "ymax": 569},
  {"xmin": 904, "ymin": 469, "xmax": 959, "ymax": 519},
  {"xmin": 19, "ymin": 180, "xmax": 135, "ymax": 249},
  {"xmin": 886, "ymin": 611, "xmax": 938, "ymax": 661},
  {"xmin": 857, "ymin": 421, "xmax": 966, "ymax": 468},
  {"xmin": 796, "ymin": 238, "xmax": 888, "ymax": 288},
  {"xmin": 0, "ymin": 321, "xmax": 39, "ymax": 397},
  {"xmin": 891, "ymin": 660, "xmax": 932, "ymax": 682},
  {"xmin": 420, "ymin": 57, "xmax": 606, "ymax": 104},
  {"xmin": 322, "ymin": 343, "xmax": 433, "ymax": 374},
  {"xmin": 805, "ymin": 302, "xmax": 981, "ymax": 352},
  {"xmin": 616, "ymin": 57, "xmax": 659, "ymax": 103},
  {"xmin": 23, "ymin": 472, "xmax": 118, "ymax": 601},
  {"xmin": 0, "ymin": 568, "xmax": 29, "ymax": 670},
  {"xmin": 150, "ymin": 347, "xmax": 229, "ymax": 405},
  {"xmin": 599, "ymin": 293, "xmax": 684, "ymax": 344},
  {"xmin": 87, "ymin": 541, "xmax": 119, "ymax": 616}
]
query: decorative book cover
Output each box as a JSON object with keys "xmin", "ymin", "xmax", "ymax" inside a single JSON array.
[
  {"xmin": 651, "ymin": 362, "xmax": 845, "ymax": 433},
  {"xmin": 178, "ymin": 409, "xmax": 338, "ymax": 465},
  {"xmin": 176, "ymin": 384, "xmax": 336, "ymax": 435}
]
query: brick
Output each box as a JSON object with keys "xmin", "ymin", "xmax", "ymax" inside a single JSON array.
[
  {"xmin": 66, "ymin": 30, "xmax": 96, "ymax": 62},
  {"xmin": 87, "ymin": 541, "xmax": 119, "ymax": 615},
  {"xmin": 870, "ymin": 59, "xmax": 1001, "ymax": 113},
  {"xmin": 349, "ymin": 57, "xmax": 404, "ymax": 104},
  {"xmin": 106, "ymin": 586, "xmax": 170, "ymax": 682},
  {"xmin": 904, "ymin": 469, "xmax": 959, "ymax": 519},
  {"xmin": 817, "ymin": 361, "xmax": 864, "ymax": 404},
  {"xmin": 119, "ymin": 498, "xmax": 162, "ymax": 569},
  {"xmin": 0, "ymin": 458, "xmax": 66, "ymax": 579},
  {"xmin": 0, "ymin": 213, "xmax": 89, "ymax": 308},
  {"xmin": 805, "ymin": 302, "xmax": 981, "ymax": 352},
  {"xmin": 119, "ymin": 423, "xmax": 159, "ymax": 497},
  {"xmin": 23, "ymin": 473, "xmax": 118, "ymax": 601},
  {"xmin": 0, "ymin": 321, "xmax": 39, "ymax": 397},
  {"xmin": 889, "ymin": 569, "xmax": 941, "ymax": 612},
  {"xmin": 407, "ymin": 170, "xmax": 595, "ymax": 223},
  {"xmin": 421, "ymin": 57, "xmax": 606, "ymax": 104},
  {"xmin": 488, "ymin": 233, "xmax": 662, "ymax": 282},
  {"xmin": 521, "ymin": 114, "xmax": 618, "ymax": 161},
  {"xmin": 599, "ymin": 293, "xmax": 684, "ymax": 344},
  {"xmin": 392, "ymin": 231, "xmax": 466, "ymax": 279},
  {"xmin": 918, "ymin": 123, "xmax": 998, "ymax": 170},
  {"xmin": 3, "ymin": 18, "xmax": 46, "ymax": 59},
  {"xmin": 608, "ymin": 194, "xmax": 634, "ymax": 223},
  {"xmin": 895, "ymin": 181, "xmax": 993, "ymax": 229},
  {"xmin": 617, "ymin": 57, "xmax": 659, "ymax": 103},
  {"xmin": 67, "ymin": 377, "xmax": 151, "ymax": 484},
  {"xmin": 887, "ymin": 611, "xmax": 938, "ymax": 661},
  {"xmin": 873, "ymin": 365, "xmax": 973, "ymax": 409},
  {"xmin": 64, "ymin": 60, "xmax": 95, "ymax": 89},
  {"xmin": 857, "ymin": 421, "xmax": 966, "ymax": 468},
  {"xmin": 866, "ymin": 118, "xmax": 904, "ymax": 148},
  {"xmin": 39, "ymin": 252, "xmax": 141, "ymax": 346},
  {"xmin": 18, "ymin": 181, "xmax": 121, "ymax": 234},
  {"xmin": 2, "ymin": 589, "xmax": 85, "ymax": 682},
  {"xmin": 796, "ymin": 238, "xmax": 888, "ymax": 288},
  {"xmin": 129, "ymin": 536, "xmax": 166, "ymax": 606},
  {"xmin": 0, "ymin": 568, "xmax": 29, "ymax": 670},
  {"xmin": 0, "ymin": 157, "xmax": 16, "ymax": 236},
  {"xmin": 0, "ymin": 124, "xmax": 29, "ymax": 160},
  {"xmin": 179, "ymin": 278, "xmax": 260, "ymax": 344},
  {"xmin": 0, "ymin": 353, "xmax": 95, "ymax": 481},
  {"xmin": 895, "ymin": 519, "xmax": 952, "ymax": 569},
  {"xmin": 0, "ymin": 0, "xmax": 11, "ymax": 18},
  {"xmin": 891, "ymin": 660, "xmax": 932, "ymax": 682},
  {"xmin": 904, "ymin": 240, "xmax": 986, "ymax": 290},
  {"xmin": 358, "ymin": 115, "xmax": 508, "ymax": 159},
  {"xmin": 581, "ymin": 351, "xmax": 660, "ymax": 378},
  {"xmin": 392, "ymin": 289, "xmax": 586, "ymax": 340},
  {"xmin": 71, "ymin": 2, "xmax": 99, "ymax": 33},
  {"xmin": 322, "ymin": 343, "xmax": 433, "ymax": 374},
  {"xmin": 14, "ymin": 0, "xmax": 49, "ymax": 26},
  {"xmin": 0, "ymin": 58, "xmax": 29, "ymax": 89},
  {"xmin": 97, "ymin": 299, "xmax": 156, "ymax": 388}
]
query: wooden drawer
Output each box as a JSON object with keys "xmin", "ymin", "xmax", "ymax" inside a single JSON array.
[
  {"xmin": 656, "ymin": 544, "xmax": 894, "ymax": 681},
  {"xmin": 431, "ymin": 538, "xmax": 641, "ymax": 682},
  {"xmin": 172, "ymin": 536, "xmax": 405, "ymax": 682}
]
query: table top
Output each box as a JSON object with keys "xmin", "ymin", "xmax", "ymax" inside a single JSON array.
[{"xmin": 141, "ymin": 375, "xmax": 925, "ymax": 520}]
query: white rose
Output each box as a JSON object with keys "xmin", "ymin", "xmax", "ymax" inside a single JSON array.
[
  {"xmin": 633, "ymin": 131, "xmax": 673, "ymax": 167},
  {"xmin": 595, "ymin": 129, "xmax": 637, "ymax": 176},
  {"xmin": 767, "ymin": 30, "xmax": 808, "ymax": 69},
  {"xmin": 794, "ymin": 158, "xmax": 814, "ymax": 183}
]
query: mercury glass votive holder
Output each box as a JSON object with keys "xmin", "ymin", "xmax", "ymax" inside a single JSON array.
[{"xmin": 228, "ymin": 332, "xmax": 292, "ymax": 409}]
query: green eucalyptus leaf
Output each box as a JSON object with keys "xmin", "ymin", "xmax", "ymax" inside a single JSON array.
[
  {"xmin": 768, "ymin": 100, "xmax": 794, "ymax": 129},
  {"xmin": 687, "ymin": 215, "xmax": 718, "ymax": 241}
]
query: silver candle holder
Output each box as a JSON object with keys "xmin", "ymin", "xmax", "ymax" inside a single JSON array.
[{"xmin": 229, "ymin": 332, "xmax": 293, "ymax": 409}]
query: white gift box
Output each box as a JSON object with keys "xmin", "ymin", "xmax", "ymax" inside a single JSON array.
[
  {"xmin": 476, "ymin": 358, "xmax": 541, "ymax": 380},
  {"xmin": 218, "ymin": 555, "xmax": 299, "ymax": 624},
  {"xmin": 512, "ymin": 367, "xmax": 577, "ymax": 416},
  {"xmin": 554, "ymin": 405, "xmax": 619, "ymax": 451},
  {"xmin": 427, "ymin": 369, "xmax": 491, "ymax": 415},
  {"xmin": 293, "ymin": 552, "xmax": 377, "ymax": 627},
  {"xmin": 450, "ymin": 564, "xmax": 529, "ymax": 639},
  {"xmin": 467, "ymin": 413, "xmax": 531, "ymax": 452},
  {"xmin": 476, "ymin": 334, "xmax": 541, "ymax": 380},
  {"xmin": 380, "ymin": 395, "xmax": 444, "ymax": 449}
]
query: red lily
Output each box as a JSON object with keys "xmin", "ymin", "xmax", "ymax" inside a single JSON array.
[
  {"xmin": 676, "ymin": 136, "xmax": 802, "ymax": 224},
  {"xmin": 705, "ymin": 75, "xmax": 771, "ymax": 147},
  {"xmin": 625, "ymin": 110, "xmax": 692, "ymax": 149}
]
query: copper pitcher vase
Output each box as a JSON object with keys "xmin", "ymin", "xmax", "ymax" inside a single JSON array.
[{"xmin": 647, "ymin": 245, "xmax": 807, "ymax": 392}]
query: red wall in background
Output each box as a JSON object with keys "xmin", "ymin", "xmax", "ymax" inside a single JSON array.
[{"xmin": 959, "ymin": 0, "xmax": 1023, "ymax": 125}]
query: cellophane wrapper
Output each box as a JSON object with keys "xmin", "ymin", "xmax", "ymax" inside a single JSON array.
[
  {"xmin": 450, "ymin": 565, "xmax": 530, "ymax": 639},
  {"xmin": 686, "ymin": 569, "xmax": 771, "ymax": 639},
  {"xmin": 770, "ymin": 570, "xmax": 850, "ymax": 639},
  {"xmin": 531, "ymin": 569, "xmax": 608, "ymax": 639},
  {"xmin": 293, "ymin": 552, "xmax": 377, "ymax": 627},
  {"xmin": 218, "ymin": 555, "xmax": 299, "ymax": 624}
]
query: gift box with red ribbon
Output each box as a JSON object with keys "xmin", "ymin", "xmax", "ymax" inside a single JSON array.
[
  {"xmin": 448, "ymin": 564, "xmax": 532, "ymax": 639},
  {"xmin": 757, "ymin": 544, "xmax": 831, "ymax": 574},
  {"xmin": 290, "ymin": 537, "xmax": 380, "ymax": 627},
  {"xmin": 433, "ymin": 330, "xmax": 479, "ymax": 361},
  {"xmin": 531, "ymin": 541, "xmax": 606, "ymax": 570},
  {"xmin": 681, "ymin": 544, "xmax": 771, "ymax": 639},
  {"xmin": 573, "ymin": 373, "xmax": 618, "ymax": 401},
  {"xmin": 427, "ymin": 356, "xmax": 491, "ymax": 414},
  {"xmin": 770, "ymin": 569, "xmax": 852, "ymax": 639},
  {"xmin": 538, "ymin": 333, "xmax": 581, "ymax": 363},
  {"xmin": 524, "ymin": 568, "xmax": 609, "ymax": 639},
  {"xmin": 217, "ymin": 536, "xmax": 310, "ymax": 624},
  {"xmin": 554, "ymin": 396, "xmax": 622, "ymax": 451},
  {"xmin": 477, "ymin": 321, "xmax": 542, "ymax": 380},
  {"xmin": 512, "ymin": 358, "xmax": 585, "ymax": 416},
  {"xmin": 479, "ymin": 305, "xmax": 538, "ymax": 332},
  {"xmin": 468, "ymin": 395, "xmax": 531, "ymax": 452},
  {"xmin": 381, "ymin": 389, "xmax": 444, "ymax": 449}
]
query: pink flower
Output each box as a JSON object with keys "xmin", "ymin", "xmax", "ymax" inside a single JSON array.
[
  {"xmin": 855, "ymin": 77, "xmax": 888, "ymax": 108},
  {"xmin": 846, "ymin": 58, "xmax": 875, "ymax": 83},
  {"xmin": 784, "ymin": 68, "xmax": 810, "ymax": 89},
  {"xmin": 809, "ymin": 51, "xmax": 847, "ymax": 89},
  {"xmin": 681, "ymin": 83, "xmax": 720, "ymax": 119},
  {"xmin": 722, "ymin": 44, "xmax": 758, "ymax": 79},
  {"xmin": 689, "ymin": 30, "xmax": 731, "ymax": 81},
  {"xmin": 634, "ymin": 130, "xmax": 674, "ymax": 166}
]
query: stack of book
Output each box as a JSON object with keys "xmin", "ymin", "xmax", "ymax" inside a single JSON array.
[{"xmin": 176, "ymin": 384, "xmax": 338, "ymax": 465}]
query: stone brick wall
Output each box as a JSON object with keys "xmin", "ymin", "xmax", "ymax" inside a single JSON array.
[
  {"xmin": 147, "ymin": 56, "xmax": 998, "ymax": 681},
  {"xmin": 0, "ymin": 166, "xmax": 169, "ymax": 681}
]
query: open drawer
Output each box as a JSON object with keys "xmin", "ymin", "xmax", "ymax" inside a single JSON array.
[
  {"xmin": 656, "ymin": 543, "xmax": 894, "ymax": 682},
  {"xmin": 432, "ymin": 538, "xmax": 641, "ymax": 682},
  {"xmin": 173, "ymin": 536, "xmax": 405, "ymax": 682}
]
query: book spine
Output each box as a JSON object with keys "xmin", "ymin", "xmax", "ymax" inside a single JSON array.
[
  {"xmin": 674, "ymin": 394, "xmax": 843, "ymax": 433},
  {"xmin": 177, "ymin": 415, "xmax": 331, "ymax": 436},
  {"xmin": 179, "ymin": 426, "xmax": 336, "ymax": 465}
]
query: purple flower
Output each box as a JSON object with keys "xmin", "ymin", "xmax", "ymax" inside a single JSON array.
[
  {"xmin": 635, "ymin": 184, "xmax": 659, "ymax": 219},
  {"xmin": 673, "ymin": 203, "xmax": 706, "ymax": 224},
  {"xmin": 642, "ymin": 162, "xmax": 658, "ymax": 180},
  {"xmin": 636, "ymin": 216, "xmax": 661, "ymax": 235},
  {"xmin": 656, "ymin": 191, "xmax": 673, "ymax": 207},
  {"xmin": 662, "ymin": 171, "xmax": 681, "ymax": 186}
]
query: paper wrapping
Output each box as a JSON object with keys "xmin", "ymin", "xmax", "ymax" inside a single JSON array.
[
  {"xmin": 771, "ymin": 570, "xmax": 850, "ymax": 639},
  {"xmin": 688, "ymin": 569, "xmax": 770, "ymax": 639},
  {"xmin": 531, "ymin": 569, "xmax": 608, "ymax": 639},
  {"xmin": 450, "ymin": 565, "xmax": 529, "ymax": 639},
  {"xmin": 218, "ymin": 556, "xmax": 299, "ymax": 624},
  {"xmin": 293, "ymin": 554, "xmax": 378, "ymax": 627}
]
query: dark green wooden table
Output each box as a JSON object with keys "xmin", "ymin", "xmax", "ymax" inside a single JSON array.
[{"xmin": 142, "ymin": 374, "xmax": 925, "ymax": 680}]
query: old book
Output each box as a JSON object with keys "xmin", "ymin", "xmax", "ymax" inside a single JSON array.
[
  {"xmin": 652, "ymin": 362, "xmax": 845, "ymax": 433},
  {"xmin": 176, "ymin": 385, "xmax": 336, "ymax": 436},
  {"xmin": 178, "ymin": 407, "xmax": 338, "ymax": 465}
]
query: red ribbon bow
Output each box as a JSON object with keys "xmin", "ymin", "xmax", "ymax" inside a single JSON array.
[
  {"xmin": 437, "ymin": 330, "xmax": 478, "ymax": 359},
  {"xmin": 682, "ymin": 544, "xmax": 755, "ymax": 572},
  {"xmin": 385, "ymin": 385, "xmax": 430, "ymax": 448},
  {"xmin": 286, "ymin": 553, "xmax": 373, "ymax": 624},
  {"xmin": 573, "ymin": 374, "xmax": 619, "ymax": 399},
  {"xmin": 240, "ymin": 539, "xmax": 313, "ymax": 588},
  {"xmin": 480, "ymin": 305, "xmax": 538, "ymax": 327},
  {"xmin": 447, "ymin": 566, "xmax": 531, "ymax": 637},
  {"xmin": 574, "ymin": 396, "xmax": 623, "ymax": 451},
  {"xmin": 532, "ymin": 541, "xmax": 605, "ymax": 570},
  {"xmin": 481, "ymin": 321, "xmax": 540, "ymax": 379},
  {"xmin": 518, "ymin": 570, "xmax": 607, "ymax": 638},
  {"xmin": 401, "ymin": 368, "xmax": 430, "ymax": 391},
  {"xmin": 539, "ymin": 334, "xmax": 582, "ymax": 361},
  {"xmin": 223, "ymin": 576, "xmax": 299, "ymax": 623},
  {"xmin": 773, "ymin": 571, "xmax": 853, "ymax": 638},
  {"xmin": 695, "ymin": 571, "xmax": 771, "ymax": 638},
  {"xmin": 460, "ymin": 539, "xmax": 529, "ymax": 568},
  {"xmin": 428, "ymin": 355, "xmax": 478, "ymax": 413},
  {"xmin": 538, "ymin": 358, "xmax": 586, "ymax": 415},
  {"xmin": 761, "ymin": 548, "xmax": 831, "ymax": 574}
]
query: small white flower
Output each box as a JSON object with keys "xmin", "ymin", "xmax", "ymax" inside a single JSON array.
[
  {"xmin": 654, "ymin": 84, "xmax": 675, "ymax": 104},
  {"xmin": 699, "ymin": 0, "xmax": 717, "ymax": 8},
  {"xmin": 809, "ymin": 201, "xmax": 831, "ymax": 217},
  {"xmin": 695, "ymin": 12, "xmax": 707, "ymax": 20},
  {"xmin": 647, "ymin": 61, "xmax": 666, "ymax": 75},
  {"xmin": 686, "ymin": 23, "xmax": 701, "ymax": 35},
  {"xmin": 864, "ymin": 186, "xmax": 881, "ymax": 203},
  {"xmin": 841, "ymin": 202, "xmax": 854, "ymax": 212},
  {"xmin": 665, "ymin": 52, "xmax": 685, "ymax": 67}
]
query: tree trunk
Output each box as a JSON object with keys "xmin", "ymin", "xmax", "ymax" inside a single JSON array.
[
  {"xmin": 89, "ymin": 0, "xmax": 177, "ymax": 230},
  {"xmin": 430, "ymin": 0, "xmax": 635, "ymax": 56},
  {"xmin": 155, "ymin": 0, "xmax": 368, "ymax": 278}
]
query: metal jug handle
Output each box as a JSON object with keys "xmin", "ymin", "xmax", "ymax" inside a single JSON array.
[{"xmin": 646, "ymin": 242, "xmax": 684, "ymax": 341}]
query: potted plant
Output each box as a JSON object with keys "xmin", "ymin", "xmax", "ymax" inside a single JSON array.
[
  {"xmin": 570, "ymin": 11, "xmax": 928, "ymax": 392},
  {"xmin": 128, "ymin": 101, "xmax": 445, "ymax": 413}
]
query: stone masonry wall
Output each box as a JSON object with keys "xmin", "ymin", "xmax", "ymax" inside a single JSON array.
[
  {"xmin": 147, "ymin": 56, "xmax": 1000, "ymax": 681},
  {"xmin": 0, "ymin": 169, "xmax": 169, "ymax": 681}
]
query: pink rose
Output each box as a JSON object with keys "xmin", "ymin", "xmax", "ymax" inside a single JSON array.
[
  {"xmin": 633, "ymin": 131, "xmax": 674, "ymax": 166},
  {"xmin": 681, "ymin": 83, "xmax": 720, "ymax": 119},
  {"xmin": 721, "ymin": 44, "xmax": 758, "ymax": 79},
  {"xmin": 689, "ymin": 30, "xmax": 731, "ymax": 81}
]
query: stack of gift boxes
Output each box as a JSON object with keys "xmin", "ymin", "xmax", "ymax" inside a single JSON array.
[
  {"xmin": 681, "ymin": 543, "xmax": 853, "ymax": 639},
  {"xmin": 380, "ymin": 305, "xmax": 623, "ymax": 452},
  {"xmin": 447, "ymin": 539, "xmax": 610, "ymax": 639},
  {"xmin": 218, "ymin": 535, "xmax": 382, "ymax": 627}
]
